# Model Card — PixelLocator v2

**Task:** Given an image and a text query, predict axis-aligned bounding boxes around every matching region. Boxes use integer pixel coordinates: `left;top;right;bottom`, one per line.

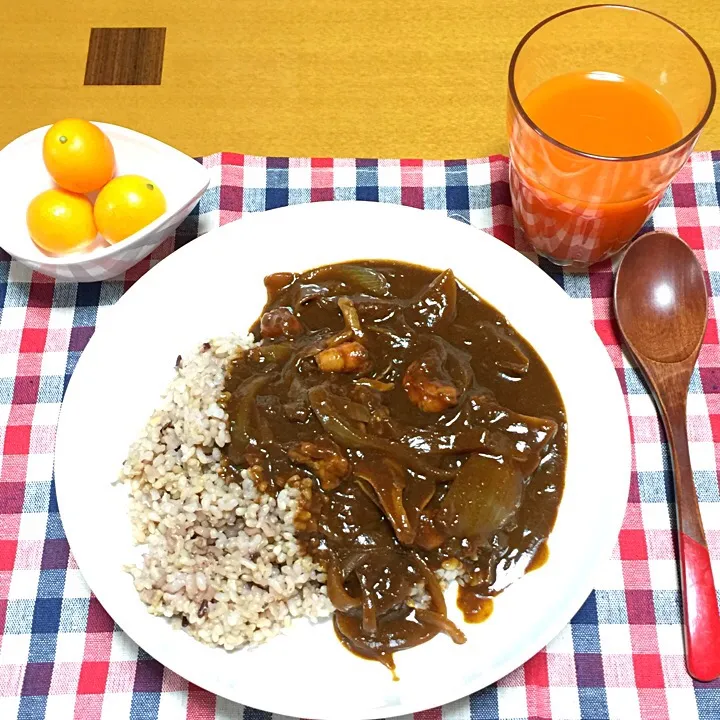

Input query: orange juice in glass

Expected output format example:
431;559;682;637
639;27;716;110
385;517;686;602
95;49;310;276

508;5;716;268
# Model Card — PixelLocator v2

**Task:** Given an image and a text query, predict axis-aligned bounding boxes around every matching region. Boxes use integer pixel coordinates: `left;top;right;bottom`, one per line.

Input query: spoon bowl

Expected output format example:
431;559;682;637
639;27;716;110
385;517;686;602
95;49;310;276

616;232;707;363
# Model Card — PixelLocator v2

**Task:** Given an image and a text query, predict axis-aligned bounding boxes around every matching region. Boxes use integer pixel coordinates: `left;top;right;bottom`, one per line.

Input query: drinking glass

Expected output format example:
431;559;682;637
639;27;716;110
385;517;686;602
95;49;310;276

508;5;716;268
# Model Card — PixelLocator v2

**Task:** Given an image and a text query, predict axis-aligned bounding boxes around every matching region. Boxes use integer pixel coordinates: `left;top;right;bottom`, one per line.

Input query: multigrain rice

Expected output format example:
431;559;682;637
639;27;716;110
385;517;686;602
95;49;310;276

119;336;332;650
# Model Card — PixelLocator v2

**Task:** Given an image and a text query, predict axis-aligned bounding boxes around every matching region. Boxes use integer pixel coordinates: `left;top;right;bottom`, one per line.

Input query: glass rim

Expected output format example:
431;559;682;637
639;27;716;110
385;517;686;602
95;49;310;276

507;3;717;163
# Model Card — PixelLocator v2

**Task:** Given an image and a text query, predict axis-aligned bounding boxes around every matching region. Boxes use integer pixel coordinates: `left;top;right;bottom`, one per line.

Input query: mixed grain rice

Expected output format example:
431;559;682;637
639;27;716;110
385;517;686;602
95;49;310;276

119;336;332;650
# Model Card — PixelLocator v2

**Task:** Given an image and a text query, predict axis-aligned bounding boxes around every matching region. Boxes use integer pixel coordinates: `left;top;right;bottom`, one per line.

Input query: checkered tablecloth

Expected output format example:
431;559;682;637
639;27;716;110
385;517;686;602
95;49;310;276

1;151;720;720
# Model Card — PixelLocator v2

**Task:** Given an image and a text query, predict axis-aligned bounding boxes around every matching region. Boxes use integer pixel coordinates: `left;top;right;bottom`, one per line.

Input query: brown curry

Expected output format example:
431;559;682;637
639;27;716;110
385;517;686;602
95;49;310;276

223;261;566;673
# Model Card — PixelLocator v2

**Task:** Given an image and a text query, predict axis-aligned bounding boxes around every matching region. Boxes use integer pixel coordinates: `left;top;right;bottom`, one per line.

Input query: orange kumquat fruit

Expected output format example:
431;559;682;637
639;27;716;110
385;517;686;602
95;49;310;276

43;119;115;194
26;189;98;255
93;175;167;243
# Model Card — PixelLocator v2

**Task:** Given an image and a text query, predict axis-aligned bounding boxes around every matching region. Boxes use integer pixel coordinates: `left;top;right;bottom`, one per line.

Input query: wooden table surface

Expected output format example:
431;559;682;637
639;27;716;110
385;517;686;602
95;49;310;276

1;1;718;159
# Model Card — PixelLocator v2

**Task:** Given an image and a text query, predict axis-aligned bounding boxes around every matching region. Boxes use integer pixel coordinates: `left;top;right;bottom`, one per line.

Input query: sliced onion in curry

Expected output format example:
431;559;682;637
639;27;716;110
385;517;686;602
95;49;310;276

414;608;467;644
436;453;524;539
326;561;362;612
300;264;392;298
308;386;457;482
404;268;457;330
354;458;415;545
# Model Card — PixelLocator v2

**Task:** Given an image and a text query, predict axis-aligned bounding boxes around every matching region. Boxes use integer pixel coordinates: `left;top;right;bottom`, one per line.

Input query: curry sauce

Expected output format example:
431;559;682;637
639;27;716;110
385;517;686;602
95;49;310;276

222;261;566;672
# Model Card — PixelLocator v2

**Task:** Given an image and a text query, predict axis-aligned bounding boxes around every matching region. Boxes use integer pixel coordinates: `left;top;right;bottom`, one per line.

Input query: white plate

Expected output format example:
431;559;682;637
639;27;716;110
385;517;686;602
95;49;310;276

55;201;631;719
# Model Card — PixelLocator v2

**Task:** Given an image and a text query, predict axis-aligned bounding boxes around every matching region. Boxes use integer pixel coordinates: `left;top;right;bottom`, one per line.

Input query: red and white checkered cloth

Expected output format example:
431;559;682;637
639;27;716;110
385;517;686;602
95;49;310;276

1;152;719;719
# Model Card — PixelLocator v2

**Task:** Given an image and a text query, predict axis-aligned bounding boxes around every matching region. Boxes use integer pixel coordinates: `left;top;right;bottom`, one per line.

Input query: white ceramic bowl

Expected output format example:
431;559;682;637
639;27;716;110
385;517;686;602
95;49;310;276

0;122;210;282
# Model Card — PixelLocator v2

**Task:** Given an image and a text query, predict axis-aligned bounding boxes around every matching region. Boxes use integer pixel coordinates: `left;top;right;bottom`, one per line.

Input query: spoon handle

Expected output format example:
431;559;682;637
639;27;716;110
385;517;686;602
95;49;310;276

661;389;720;682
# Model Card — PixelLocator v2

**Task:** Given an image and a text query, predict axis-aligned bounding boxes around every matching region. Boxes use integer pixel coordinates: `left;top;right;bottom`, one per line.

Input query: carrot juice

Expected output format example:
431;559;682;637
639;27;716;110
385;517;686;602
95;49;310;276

508;70;692;266
524;71;682;159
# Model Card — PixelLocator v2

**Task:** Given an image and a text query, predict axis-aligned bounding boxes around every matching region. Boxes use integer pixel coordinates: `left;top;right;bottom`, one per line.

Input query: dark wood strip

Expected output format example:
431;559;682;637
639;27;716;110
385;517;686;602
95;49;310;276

84;28;166;86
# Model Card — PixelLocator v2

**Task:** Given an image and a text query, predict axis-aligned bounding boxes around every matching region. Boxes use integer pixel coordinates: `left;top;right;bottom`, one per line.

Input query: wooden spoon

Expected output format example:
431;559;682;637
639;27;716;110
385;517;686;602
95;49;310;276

615;231;720;681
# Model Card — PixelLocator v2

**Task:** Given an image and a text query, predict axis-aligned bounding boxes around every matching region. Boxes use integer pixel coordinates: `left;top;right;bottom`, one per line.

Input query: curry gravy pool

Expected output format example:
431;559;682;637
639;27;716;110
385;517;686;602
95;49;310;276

121;260;566;675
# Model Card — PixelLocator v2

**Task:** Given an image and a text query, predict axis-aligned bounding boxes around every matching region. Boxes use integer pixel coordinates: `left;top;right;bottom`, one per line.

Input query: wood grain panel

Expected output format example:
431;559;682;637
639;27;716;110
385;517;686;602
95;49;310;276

84;27;166;86
0;2;716;157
